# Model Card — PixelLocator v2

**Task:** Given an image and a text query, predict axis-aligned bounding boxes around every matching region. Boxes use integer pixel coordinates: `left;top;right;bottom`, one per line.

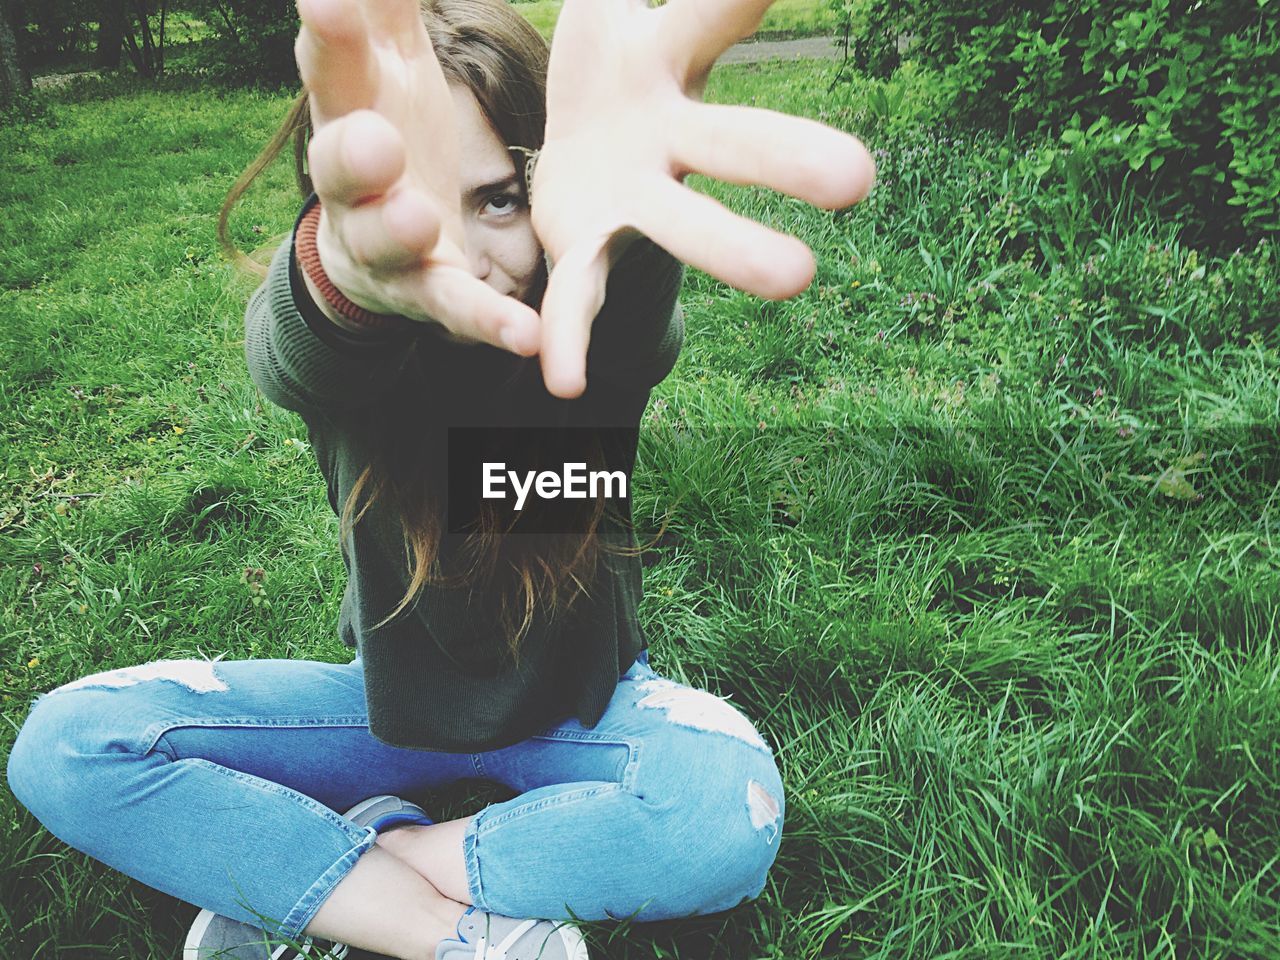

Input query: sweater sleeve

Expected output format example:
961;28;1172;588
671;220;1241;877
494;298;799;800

244;200;418;417
584;237;685;390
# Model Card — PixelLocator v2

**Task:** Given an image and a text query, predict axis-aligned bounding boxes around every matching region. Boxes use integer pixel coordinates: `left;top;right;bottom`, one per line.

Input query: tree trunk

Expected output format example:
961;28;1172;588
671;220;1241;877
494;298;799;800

121;0;167;79
0;0;30;108
96;0;127;71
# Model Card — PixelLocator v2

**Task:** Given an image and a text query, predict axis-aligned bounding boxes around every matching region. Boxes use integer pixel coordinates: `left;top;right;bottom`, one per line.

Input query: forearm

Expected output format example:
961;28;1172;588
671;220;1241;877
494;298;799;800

244;213;416;417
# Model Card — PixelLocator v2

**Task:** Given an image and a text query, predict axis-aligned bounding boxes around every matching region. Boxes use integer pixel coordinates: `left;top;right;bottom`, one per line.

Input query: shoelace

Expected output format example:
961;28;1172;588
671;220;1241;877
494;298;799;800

469;918;539;960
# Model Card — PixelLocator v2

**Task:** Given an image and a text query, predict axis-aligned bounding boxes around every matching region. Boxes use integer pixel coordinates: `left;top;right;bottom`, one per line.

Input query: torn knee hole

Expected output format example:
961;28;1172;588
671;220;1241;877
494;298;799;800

747;780;781;833
636;682;768;750
52;658;228;695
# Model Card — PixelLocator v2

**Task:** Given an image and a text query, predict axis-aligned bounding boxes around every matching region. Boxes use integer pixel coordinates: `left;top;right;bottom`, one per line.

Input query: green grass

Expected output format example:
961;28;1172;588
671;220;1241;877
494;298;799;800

514;0;837;41
2;57;1279;959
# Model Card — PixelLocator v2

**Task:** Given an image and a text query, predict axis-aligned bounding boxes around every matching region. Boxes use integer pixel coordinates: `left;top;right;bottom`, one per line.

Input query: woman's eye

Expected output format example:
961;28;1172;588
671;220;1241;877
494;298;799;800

483;192;523;217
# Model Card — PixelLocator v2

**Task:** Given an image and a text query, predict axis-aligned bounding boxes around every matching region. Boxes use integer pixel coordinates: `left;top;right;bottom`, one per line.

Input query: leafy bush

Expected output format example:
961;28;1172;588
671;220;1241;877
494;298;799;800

838;0;1280;246
14;0;89;68
186;0;299;85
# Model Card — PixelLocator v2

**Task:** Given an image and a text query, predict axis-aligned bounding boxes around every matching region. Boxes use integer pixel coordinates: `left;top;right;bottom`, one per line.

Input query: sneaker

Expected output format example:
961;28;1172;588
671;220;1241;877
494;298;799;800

183;796;433;959
182;911;348;960
434;907;590;960
340;795;434;834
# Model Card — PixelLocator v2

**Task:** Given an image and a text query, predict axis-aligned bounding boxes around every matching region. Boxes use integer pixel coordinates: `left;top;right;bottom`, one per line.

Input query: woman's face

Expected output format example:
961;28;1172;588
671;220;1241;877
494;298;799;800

451;84;543;307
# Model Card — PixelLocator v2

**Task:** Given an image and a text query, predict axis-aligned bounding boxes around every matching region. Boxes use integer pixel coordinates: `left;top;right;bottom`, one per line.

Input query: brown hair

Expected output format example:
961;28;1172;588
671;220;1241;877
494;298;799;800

220;0;610;660
218;0;549;278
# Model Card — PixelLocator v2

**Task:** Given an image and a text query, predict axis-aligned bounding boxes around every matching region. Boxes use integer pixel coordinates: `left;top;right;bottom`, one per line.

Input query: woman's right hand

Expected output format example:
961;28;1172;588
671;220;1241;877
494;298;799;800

294;0;541;354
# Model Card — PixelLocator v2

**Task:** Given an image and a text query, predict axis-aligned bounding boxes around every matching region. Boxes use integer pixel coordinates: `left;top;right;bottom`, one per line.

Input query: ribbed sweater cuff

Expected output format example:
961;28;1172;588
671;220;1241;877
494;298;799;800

247;203;415;414
286;195;414;352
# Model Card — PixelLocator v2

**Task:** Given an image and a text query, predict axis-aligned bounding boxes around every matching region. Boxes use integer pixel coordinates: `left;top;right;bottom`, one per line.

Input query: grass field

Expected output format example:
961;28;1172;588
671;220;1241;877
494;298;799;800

514;0;837;41
2;53;1279;960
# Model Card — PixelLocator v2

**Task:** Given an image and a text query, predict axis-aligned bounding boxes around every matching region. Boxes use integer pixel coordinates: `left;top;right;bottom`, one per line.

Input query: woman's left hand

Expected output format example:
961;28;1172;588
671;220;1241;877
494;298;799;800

532;0;876;398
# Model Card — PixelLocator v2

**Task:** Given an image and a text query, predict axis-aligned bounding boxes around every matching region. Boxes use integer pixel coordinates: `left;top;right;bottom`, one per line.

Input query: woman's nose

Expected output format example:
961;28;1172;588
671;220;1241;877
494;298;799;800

469;249;492;281
462;217;491;281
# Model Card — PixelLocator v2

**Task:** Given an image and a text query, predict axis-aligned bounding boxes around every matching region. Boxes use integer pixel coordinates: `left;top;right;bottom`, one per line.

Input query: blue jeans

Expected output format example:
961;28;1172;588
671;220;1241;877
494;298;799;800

6;652;784;941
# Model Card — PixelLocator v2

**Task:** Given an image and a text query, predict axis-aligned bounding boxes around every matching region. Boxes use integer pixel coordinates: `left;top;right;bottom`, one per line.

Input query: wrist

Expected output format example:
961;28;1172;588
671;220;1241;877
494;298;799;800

294;203;410;335
298;266;374;335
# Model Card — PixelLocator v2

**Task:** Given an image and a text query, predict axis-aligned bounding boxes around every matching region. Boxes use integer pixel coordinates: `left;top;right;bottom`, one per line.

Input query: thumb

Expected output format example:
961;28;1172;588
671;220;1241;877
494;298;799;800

537;235;613;399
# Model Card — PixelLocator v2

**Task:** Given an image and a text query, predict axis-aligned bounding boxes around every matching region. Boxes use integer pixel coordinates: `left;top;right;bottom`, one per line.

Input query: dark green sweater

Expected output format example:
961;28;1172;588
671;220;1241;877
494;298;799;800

245;198;684;751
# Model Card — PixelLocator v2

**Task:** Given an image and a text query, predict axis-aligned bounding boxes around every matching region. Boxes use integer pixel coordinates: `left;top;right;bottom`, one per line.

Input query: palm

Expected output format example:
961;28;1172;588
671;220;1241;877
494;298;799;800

532;0;876;397
295;0;541;352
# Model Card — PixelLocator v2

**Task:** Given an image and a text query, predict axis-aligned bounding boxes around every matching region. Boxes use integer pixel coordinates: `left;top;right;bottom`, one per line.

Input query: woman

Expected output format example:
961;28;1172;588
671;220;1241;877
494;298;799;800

7;0;874;957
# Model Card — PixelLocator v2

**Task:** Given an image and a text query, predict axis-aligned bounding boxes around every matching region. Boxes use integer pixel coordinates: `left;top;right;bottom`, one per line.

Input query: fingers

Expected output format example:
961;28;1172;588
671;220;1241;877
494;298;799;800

362;0;429;53
672;103;877;210
310;110;442;270
416;267;544;358
659;0;777;81
296;0;377;124
337;189;442;271
537;237;614;399
637;178;815;300
308;110;406;207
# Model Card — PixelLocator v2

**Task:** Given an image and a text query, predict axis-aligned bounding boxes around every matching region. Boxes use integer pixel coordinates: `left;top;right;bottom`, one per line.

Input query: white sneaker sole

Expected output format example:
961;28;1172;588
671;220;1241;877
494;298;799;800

183;907;349;960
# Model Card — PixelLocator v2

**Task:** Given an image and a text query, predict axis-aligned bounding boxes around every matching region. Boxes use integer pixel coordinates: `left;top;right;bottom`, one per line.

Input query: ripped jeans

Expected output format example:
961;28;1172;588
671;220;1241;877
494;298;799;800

6;652;784;942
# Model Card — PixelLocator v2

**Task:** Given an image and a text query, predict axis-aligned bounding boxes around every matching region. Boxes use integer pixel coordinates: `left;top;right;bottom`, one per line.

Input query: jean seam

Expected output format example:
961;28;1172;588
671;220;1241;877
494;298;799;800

175;759;379;938
476;782;625;834
180;758;374;839
529;730;631;744
465;783;628;910
622;739;641;796
138;716;371;756
280;829;379;938
526;734;641;796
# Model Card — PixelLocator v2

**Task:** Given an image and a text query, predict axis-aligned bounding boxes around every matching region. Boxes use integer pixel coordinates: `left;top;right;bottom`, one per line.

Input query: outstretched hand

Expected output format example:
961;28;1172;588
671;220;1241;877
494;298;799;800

294;0;875;395
532;0;876;398
295;0;541;354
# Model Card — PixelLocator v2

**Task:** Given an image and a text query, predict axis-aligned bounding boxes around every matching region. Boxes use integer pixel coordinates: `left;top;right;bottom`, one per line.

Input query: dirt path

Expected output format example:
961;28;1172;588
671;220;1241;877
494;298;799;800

32;69;100;90
719;35;843;64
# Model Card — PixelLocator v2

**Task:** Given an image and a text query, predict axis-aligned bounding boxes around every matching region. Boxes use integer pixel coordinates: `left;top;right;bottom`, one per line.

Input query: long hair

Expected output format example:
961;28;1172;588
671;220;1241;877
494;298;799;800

220;0;609;659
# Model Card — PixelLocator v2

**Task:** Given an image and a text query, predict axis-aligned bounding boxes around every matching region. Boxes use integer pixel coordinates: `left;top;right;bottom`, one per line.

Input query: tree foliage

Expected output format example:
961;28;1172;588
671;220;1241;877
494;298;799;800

13;0;168;77
185;0;298;85
839;0;1280;245
13;0;86;66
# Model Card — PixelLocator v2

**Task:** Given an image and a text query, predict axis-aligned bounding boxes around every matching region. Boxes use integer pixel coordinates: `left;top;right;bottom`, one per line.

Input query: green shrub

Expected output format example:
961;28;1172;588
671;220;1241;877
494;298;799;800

14;0;87;69
186;0;299;85
837;0;1280;246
